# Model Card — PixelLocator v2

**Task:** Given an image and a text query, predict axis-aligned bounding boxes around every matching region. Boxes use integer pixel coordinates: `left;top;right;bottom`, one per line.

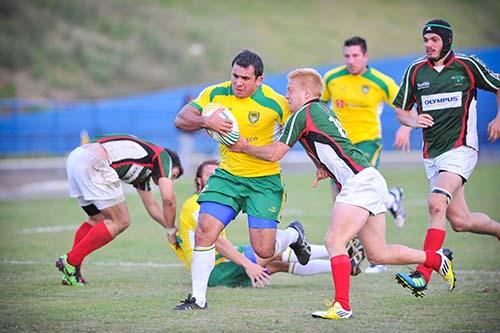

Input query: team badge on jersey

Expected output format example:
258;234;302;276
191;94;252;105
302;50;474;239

361;85;370;94
248;111;260;124
451;74;465;86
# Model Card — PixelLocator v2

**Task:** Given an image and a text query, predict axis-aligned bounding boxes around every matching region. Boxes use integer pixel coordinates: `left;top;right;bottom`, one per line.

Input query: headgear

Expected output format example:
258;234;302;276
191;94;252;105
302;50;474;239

422;19;453;61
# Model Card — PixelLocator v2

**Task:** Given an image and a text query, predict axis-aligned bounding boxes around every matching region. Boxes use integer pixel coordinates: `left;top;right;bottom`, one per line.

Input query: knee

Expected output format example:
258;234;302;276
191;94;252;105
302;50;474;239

253;246;274;259
428;195;448;216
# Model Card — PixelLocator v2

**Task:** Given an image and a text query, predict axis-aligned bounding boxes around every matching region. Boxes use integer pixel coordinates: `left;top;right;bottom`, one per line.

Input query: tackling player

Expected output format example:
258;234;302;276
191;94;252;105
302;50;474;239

231;68;456;320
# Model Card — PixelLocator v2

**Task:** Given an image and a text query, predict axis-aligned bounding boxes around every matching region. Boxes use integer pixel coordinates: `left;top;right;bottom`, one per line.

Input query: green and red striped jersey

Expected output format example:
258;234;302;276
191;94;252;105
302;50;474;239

279;100;371;189
393;52;500;158
90;134;175;191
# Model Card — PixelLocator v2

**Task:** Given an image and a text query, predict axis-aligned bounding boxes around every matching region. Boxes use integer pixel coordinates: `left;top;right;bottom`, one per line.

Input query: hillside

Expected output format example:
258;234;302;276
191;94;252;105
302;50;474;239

1;0;499;99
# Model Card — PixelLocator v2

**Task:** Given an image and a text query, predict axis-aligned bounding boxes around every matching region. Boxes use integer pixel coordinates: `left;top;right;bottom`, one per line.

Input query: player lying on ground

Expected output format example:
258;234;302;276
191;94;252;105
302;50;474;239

171;160;355;295
56;134;183;286
231;68;456;320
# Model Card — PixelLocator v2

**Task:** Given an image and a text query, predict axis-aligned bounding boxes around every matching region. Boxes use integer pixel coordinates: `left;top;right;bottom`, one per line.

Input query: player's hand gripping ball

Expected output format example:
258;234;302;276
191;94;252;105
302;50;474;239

201;103;240;146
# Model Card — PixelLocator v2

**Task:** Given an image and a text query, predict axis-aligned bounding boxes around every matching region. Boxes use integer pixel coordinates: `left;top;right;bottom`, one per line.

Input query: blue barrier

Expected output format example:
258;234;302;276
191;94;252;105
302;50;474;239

1;47;499;155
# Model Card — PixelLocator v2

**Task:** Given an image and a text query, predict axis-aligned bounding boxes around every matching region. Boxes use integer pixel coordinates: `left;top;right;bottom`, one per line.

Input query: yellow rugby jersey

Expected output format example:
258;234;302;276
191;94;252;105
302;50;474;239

321;66;399;144
177;193;228;271
190;81;290;177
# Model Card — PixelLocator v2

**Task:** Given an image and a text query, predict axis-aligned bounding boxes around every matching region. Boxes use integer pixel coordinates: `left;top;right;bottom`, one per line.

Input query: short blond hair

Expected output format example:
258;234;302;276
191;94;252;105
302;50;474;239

287;68;324;98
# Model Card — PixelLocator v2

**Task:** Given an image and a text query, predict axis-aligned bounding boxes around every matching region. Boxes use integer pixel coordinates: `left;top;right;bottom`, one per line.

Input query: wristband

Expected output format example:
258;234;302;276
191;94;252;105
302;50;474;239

166;227;177;236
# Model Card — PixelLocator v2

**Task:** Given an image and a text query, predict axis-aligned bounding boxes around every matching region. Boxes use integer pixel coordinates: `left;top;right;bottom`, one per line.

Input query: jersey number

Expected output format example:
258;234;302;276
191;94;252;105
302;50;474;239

328;116;347;138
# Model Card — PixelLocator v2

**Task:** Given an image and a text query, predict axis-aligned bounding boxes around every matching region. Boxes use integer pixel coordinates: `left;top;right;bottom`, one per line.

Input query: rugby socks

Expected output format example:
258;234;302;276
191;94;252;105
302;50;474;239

331;254;351;311
282;245;328;263
72;222;93;250
67;220;113;267
424;250;443;272
289;259;331;275
416;228;446;282
274;229;299;256
191;245;215;307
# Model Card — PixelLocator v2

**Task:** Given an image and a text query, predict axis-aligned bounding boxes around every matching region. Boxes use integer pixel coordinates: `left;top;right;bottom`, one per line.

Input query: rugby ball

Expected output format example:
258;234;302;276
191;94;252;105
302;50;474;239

201;103;240;146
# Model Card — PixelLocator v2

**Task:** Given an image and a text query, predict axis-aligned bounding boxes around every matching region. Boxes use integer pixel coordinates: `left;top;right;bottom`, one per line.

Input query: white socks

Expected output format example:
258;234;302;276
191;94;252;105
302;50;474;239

282;245;328;262
274;228;299;256
289;260;331;275
191;245;215;307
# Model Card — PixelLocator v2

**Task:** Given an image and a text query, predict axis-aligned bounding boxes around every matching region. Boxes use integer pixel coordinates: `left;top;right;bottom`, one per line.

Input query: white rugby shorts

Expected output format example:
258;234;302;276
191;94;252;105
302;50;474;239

336;167;388;215
423;145;477;188
66;145;125;210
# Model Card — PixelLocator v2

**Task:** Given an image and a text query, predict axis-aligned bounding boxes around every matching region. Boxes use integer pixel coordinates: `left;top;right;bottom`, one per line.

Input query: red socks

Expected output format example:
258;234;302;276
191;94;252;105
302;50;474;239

417;228;445;282
67;221;113;267
72;222;93;250
331;254;351;311
424;250;443;272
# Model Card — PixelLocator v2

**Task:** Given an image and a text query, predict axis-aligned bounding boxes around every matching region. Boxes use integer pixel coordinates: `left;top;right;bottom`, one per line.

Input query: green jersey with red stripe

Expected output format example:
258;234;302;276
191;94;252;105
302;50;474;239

393;52;500;158
279;100;371;189
90;134;175;191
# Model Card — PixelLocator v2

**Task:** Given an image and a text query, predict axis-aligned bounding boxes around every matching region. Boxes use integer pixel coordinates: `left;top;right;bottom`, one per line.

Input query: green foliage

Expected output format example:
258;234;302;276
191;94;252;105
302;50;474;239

0;164;499;331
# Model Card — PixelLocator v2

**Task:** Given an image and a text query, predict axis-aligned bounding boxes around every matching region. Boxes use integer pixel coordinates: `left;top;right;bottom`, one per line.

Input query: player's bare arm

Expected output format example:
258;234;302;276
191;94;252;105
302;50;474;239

137;189;166;227
487;90;500;142
395;107;434;129
393;125;412;151
158;177;178;246
231;137;290;162
175;104;233;133
215;237;270;288
312;167;330;188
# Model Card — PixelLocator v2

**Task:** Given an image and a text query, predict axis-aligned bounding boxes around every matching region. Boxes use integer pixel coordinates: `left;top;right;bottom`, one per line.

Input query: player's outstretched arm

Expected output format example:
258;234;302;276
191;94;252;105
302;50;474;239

137;189;165;226
231;137;290;162
215;237;270;288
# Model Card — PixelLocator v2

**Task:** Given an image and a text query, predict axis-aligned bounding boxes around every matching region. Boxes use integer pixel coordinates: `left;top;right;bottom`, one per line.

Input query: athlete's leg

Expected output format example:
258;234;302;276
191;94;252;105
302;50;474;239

67;202;129;267
325;202;369;311
446;185;500;236
415;171;461;283
358;214;426;265
188;202;232;308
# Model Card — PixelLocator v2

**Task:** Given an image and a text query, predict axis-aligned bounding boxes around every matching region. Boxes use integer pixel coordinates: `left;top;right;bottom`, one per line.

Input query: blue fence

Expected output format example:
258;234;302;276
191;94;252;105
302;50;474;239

1;47;499;155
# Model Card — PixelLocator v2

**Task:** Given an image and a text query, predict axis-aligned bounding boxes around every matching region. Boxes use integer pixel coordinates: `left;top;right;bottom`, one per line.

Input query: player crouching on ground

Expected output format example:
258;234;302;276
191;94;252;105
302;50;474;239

56;134;183;286
230;68;456;320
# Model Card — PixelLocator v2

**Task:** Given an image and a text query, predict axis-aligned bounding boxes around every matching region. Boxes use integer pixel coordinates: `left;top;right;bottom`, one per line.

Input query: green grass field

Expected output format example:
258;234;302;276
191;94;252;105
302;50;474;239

1;164;499;332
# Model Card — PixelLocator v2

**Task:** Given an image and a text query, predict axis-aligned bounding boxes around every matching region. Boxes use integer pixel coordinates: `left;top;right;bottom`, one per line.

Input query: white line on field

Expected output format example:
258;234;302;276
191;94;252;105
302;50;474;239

18;225;77;234
0;258;183;268
0;258;498;276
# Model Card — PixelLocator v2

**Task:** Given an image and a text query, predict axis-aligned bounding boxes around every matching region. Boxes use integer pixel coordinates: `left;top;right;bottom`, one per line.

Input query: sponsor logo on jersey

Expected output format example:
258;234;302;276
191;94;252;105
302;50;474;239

361;85;370;94
451;74;465;86
417;81;430;90
122;165;146;183
421;91;462;111
335;99;344;108
248;111;260;124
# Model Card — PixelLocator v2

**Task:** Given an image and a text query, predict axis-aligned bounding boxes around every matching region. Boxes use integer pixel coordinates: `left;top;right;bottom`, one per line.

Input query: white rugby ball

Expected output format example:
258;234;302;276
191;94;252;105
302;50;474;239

201;103;240;146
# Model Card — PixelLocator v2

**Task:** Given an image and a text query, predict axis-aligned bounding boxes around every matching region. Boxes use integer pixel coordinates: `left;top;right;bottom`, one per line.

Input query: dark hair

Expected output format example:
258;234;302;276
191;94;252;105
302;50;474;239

164;148;184;179
195;159;219;192
344;36;367;54
231;49;264;77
